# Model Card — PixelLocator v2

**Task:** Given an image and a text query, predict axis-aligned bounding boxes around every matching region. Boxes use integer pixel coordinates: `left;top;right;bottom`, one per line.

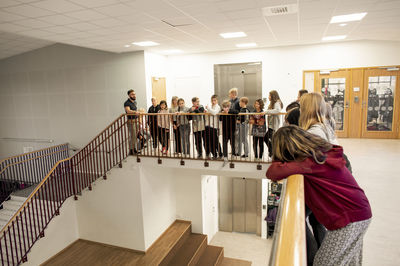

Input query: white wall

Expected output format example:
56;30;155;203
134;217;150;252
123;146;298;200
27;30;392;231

0;44;147;158
166;40;400;109
139;165;177;250
75;159;146;251
25;197;78;266
201;175;219;243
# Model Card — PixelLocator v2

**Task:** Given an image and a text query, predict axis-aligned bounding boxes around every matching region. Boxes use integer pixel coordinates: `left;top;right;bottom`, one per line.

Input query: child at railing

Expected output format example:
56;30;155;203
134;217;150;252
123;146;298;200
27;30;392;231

237;97;250;158
177;98;191;157
157;100;170;155
266;125;372;266
220;100;239;162
170;96;182;156
205;95;222;159
189;97;206;159
250;99;266;161
264;90;283;159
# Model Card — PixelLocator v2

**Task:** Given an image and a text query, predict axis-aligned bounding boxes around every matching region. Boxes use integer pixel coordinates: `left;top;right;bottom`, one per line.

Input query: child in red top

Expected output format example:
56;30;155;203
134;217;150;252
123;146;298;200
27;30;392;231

266;125;372;266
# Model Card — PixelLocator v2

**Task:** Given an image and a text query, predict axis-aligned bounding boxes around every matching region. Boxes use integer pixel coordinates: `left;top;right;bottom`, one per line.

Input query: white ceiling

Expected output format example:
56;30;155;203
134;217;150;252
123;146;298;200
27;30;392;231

0;0;399;59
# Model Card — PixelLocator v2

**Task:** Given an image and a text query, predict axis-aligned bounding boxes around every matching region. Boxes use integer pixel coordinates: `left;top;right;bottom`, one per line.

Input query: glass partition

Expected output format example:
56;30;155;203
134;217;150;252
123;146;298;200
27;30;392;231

321;78;346;130
367;76;395;131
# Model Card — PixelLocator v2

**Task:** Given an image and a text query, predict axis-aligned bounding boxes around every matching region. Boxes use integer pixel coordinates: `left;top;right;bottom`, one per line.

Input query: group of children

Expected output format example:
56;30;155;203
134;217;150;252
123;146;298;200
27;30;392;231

132;87;372;265
144;88;283;160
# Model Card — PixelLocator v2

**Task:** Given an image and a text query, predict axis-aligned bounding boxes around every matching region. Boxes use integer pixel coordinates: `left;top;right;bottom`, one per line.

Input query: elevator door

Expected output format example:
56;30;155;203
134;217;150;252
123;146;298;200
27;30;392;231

220;178;259;234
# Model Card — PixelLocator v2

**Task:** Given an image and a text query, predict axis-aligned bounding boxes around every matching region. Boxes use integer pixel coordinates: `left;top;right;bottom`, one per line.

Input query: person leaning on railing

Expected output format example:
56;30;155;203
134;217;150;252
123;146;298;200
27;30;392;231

266;126;372;266
124;89;139;155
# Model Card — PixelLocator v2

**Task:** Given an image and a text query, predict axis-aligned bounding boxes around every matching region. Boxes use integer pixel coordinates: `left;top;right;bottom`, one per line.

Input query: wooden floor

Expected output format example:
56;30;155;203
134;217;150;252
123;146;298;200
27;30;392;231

43;220;252;266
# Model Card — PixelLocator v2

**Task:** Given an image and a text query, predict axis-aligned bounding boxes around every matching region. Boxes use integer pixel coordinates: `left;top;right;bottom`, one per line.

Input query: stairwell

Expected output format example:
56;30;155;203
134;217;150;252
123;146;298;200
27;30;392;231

44;220;252;266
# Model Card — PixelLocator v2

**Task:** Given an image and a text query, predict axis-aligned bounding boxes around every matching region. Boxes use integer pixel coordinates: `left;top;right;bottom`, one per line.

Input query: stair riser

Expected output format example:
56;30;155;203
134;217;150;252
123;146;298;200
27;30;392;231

159;224;192;266
188;236;208;266
215;249;224;266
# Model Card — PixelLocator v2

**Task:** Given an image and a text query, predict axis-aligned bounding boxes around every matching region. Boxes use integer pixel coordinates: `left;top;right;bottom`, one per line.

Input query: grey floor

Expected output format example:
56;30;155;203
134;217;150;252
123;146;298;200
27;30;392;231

340;138;400;266
210;139;400;266
210;231;272;266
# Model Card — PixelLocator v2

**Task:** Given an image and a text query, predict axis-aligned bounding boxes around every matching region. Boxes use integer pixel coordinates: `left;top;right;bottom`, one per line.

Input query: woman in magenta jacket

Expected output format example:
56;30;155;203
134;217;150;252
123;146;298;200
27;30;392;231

266;125;372;266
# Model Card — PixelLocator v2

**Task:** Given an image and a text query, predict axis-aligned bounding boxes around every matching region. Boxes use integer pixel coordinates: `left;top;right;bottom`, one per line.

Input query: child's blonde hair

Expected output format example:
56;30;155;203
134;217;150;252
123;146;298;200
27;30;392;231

240;97;249;105
299;92;327;130
171;96;179;107
222;100;231;108
229;88;238;96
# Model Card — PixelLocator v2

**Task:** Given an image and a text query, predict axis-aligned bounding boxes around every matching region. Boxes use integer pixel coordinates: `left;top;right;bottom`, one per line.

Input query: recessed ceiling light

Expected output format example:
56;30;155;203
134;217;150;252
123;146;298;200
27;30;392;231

322;35;347;41
132;41;159;47
220;32;247;38
164;49;183;54
124;44;130;48
330;12;367;23
236;43;257;48
339;23;347;27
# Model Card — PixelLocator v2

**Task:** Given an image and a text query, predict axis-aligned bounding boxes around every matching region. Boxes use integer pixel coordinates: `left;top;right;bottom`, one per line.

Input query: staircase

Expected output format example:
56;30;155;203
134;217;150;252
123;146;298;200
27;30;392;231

0;195;27;229
138;220;251;266
44;220;252;266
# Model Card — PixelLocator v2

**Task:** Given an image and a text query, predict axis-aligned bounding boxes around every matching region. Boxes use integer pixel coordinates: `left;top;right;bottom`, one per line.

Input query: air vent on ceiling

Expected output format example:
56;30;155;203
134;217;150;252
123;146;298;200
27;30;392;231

262;4;298;16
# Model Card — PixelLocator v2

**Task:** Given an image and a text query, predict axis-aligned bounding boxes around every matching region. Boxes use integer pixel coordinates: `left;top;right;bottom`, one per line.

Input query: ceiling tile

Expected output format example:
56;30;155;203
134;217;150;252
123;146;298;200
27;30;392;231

91;18;126;28
18;29;54;38
31;0;84;13
0;10;26;22
65;9;108;21
0;23;27;32
38;14;78;25
4;4;55;18
0;0;21;8
95;3;137;17
13;18;53;29
68;0;121;8
67;22;100;31
44;25;77;34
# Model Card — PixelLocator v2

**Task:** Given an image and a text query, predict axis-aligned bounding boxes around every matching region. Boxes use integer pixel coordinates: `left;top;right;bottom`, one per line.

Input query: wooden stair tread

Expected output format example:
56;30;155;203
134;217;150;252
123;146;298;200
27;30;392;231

221;257;252;266
137;220;191;266
196;245;224;266
167;233;207;266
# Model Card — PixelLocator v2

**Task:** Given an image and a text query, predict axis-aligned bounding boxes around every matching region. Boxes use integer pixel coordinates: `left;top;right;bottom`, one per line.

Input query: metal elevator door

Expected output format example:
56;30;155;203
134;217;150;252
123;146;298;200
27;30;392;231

219;177;260;234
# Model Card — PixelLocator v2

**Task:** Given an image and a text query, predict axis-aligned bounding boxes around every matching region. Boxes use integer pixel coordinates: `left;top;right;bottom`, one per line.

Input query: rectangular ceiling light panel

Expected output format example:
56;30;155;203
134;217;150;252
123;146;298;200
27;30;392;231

132;41;159;46
220;32;247;38
330;12;367;23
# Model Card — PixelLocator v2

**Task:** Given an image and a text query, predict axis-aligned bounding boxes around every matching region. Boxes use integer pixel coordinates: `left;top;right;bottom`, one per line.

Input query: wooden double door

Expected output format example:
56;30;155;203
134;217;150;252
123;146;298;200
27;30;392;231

304;66;400;138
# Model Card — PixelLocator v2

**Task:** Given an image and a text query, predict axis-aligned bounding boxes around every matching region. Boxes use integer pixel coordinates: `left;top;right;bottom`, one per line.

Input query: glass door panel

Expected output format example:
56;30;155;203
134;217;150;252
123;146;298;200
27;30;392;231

316;70;350;138
321;77;346;130
366;76;395;131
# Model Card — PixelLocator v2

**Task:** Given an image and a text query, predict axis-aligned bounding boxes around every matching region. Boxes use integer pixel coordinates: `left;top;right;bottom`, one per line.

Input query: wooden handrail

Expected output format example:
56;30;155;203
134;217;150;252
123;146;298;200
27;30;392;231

0;143;68;166
269;174;306;266
0;147;69;176
0;157;71;236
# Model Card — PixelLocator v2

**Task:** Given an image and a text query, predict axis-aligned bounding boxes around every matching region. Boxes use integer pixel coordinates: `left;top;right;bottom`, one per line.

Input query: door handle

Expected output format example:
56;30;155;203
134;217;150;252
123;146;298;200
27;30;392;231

344;101;349;108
